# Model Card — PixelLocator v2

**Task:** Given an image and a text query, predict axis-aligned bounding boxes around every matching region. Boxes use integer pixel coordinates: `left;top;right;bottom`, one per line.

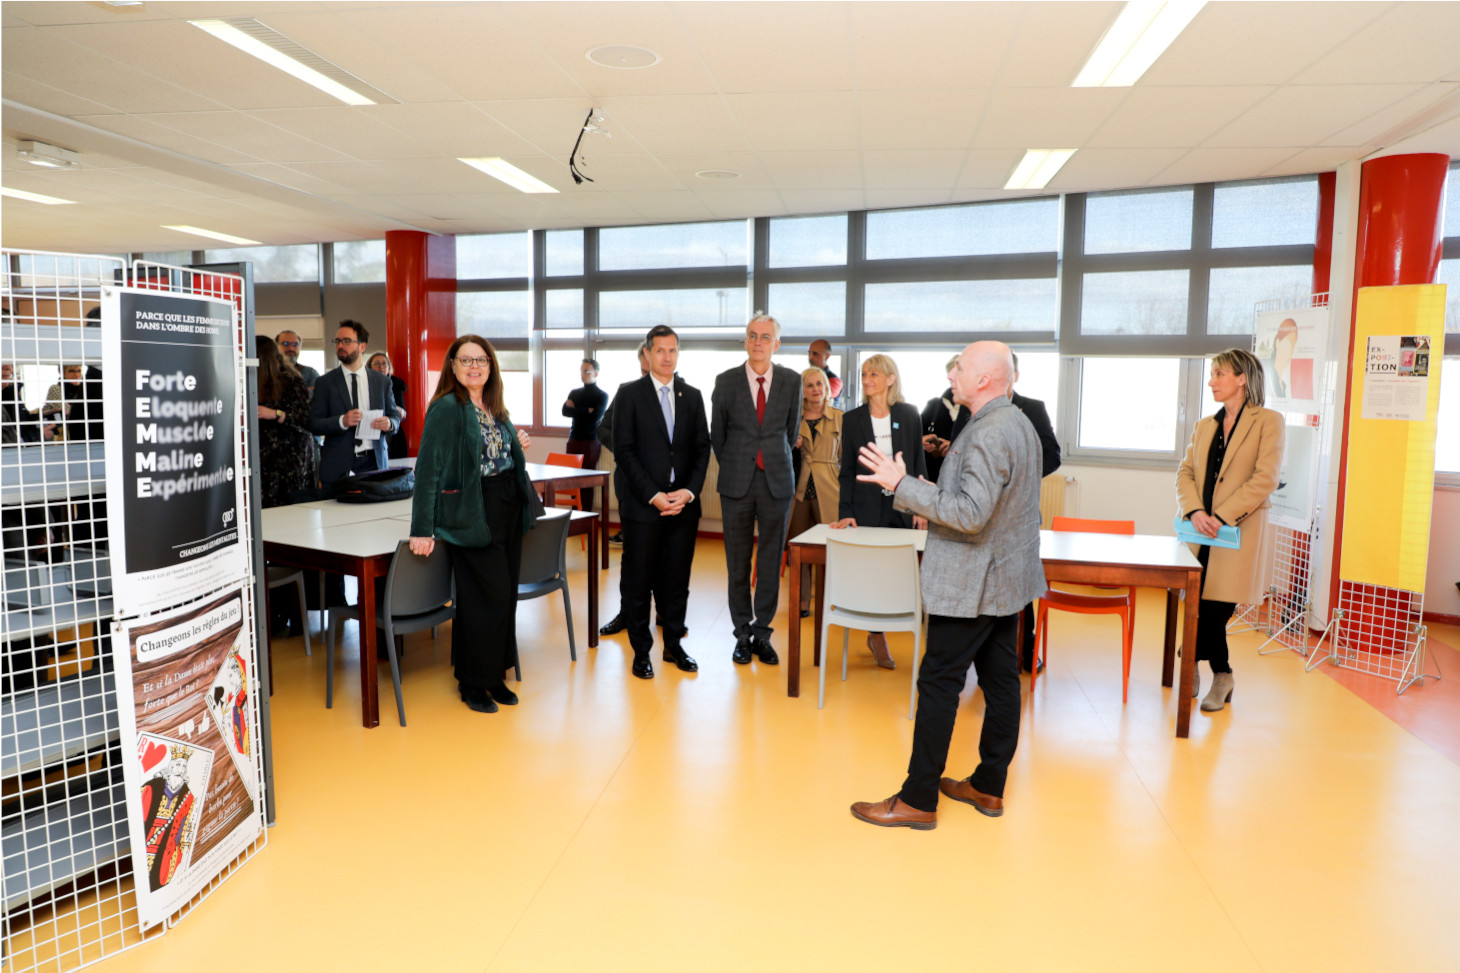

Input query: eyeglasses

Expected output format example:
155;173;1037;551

454;356;490;368
745;333;776;344
332;337;358;346
278;340;301;349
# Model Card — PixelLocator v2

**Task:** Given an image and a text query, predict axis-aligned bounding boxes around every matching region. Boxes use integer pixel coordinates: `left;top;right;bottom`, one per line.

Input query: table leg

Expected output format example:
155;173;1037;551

357;558;381;729
787;545;802;697
1161;589;1178;687
1177;571;1200;738
813;564;824;668
587;517;599;648
599;478;609;569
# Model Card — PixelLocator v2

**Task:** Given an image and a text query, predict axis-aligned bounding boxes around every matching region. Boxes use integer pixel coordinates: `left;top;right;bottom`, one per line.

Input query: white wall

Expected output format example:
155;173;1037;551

1425;487;1460;618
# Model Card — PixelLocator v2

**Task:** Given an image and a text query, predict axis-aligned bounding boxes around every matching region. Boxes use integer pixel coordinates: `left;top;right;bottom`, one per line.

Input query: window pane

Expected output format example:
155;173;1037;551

1084;187;1193;254
501;370;533;425
1212;177;1319;248
546;289;583;329
866;279;1057;333
547;230;584;276
141;251;193;266
598;221;747;271
769;215;847;267
458;232;529;279
545;349;593;427
666;349;751;398
592;347;646;398
866;198;1059;259
1439;258;1460;334
599;288;747;330
204;245;318;282
1012;351;1060;431
1437;357;1460;472
1077;358;1181;451
1080;269;1190;336
1206;265;1314;335
332;240;385;283
766;281;845;338
457;290;530;340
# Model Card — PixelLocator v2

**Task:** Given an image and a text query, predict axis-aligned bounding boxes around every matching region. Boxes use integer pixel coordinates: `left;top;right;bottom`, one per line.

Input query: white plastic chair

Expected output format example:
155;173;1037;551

819;529;924;718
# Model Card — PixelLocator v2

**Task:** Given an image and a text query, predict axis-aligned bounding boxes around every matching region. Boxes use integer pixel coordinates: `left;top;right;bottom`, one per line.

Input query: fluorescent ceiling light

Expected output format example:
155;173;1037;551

17;140;80;169
458;158;558;194
190;19;375;106
161;225;262;246
1;186;77;205
1072;0;1206;87
1005;149;1077;190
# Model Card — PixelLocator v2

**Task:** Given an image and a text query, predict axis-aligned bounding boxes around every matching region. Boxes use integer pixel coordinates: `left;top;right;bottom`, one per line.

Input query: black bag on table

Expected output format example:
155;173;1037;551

334;467;414;503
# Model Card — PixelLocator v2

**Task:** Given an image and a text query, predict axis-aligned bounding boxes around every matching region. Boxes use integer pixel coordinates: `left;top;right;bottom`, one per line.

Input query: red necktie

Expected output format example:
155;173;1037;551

755;376;766;470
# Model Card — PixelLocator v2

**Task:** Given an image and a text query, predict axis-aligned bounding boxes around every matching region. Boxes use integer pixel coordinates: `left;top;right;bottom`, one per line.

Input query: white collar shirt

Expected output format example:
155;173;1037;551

339;361;373;451
744;359;773;408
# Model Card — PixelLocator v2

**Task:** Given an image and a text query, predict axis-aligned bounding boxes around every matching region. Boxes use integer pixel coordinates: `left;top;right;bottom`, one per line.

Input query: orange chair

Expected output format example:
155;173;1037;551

1031;516;1138;704
544;452;586;549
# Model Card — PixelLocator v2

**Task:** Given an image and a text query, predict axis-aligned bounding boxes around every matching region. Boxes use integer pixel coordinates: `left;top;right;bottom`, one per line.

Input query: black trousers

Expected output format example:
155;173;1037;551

720;469;793;642
1194;554;1236;674
564;438;602;512
620;512;699;656
448;473;524;691
899;612;1021;812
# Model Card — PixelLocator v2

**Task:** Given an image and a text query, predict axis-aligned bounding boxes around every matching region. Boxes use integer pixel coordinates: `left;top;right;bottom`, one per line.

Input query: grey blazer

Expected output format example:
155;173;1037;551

893;396;1046;618
710;363;803;500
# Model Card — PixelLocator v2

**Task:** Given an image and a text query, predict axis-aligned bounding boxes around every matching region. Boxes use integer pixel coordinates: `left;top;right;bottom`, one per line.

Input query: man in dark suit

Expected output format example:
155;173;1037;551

711;313;803;666
308;320;399;489
1008;351;1061;672
613;326;712;679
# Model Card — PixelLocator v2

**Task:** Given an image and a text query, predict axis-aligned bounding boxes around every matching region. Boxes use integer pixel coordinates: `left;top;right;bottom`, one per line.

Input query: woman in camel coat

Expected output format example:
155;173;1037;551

788;366;842;616
1176;348;1284;714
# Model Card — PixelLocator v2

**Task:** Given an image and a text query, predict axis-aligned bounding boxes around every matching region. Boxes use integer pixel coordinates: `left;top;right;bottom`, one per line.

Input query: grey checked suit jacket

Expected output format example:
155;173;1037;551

710;363;802;500
893;396;1046;618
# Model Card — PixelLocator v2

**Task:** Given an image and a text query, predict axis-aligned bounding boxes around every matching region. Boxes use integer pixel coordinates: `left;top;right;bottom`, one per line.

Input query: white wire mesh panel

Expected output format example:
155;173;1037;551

1332;580;1425;681
3;252;264;970
1254;523;1320;654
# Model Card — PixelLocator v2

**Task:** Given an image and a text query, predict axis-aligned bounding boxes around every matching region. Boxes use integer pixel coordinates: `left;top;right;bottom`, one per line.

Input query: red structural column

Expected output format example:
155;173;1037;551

386;231;456;456
1328;152;1449;614
1313;171;1335;296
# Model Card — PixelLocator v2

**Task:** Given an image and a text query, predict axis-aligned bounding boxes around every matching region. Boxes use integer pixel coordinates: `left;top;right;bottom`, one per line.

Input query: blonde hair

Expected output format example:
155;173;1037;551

800;366;829;400
1211;348;1266;409
860;353;905;406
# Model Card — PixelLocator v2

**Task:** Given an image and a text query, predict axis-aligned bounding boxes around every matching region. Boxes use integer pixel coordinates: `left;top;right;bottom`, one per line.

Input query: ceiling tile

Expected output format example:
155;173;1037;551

1051;148;1190;192
599;95;749;154
974;88;1128;148
857;90;985;150
248;108;440;161
1205;85;1425;148
475;99;604;155
656;152;773;191
760;151;863;190
143;111;350;163
678;3;853;94
850;3;1024;89
1261;147;1367;178
2;71;119;117
863;150;965;189
360;103;538;158
3;26;226;113
1323;83;1460;147
724;93;861;152
1292;3;1460;84
1149;147;1310;187
953;148;1035;190
1086;87;1276;149
697;190;789;220
776;189;868;217
621;190;715;223
72;113;259;165
998;2;1126;88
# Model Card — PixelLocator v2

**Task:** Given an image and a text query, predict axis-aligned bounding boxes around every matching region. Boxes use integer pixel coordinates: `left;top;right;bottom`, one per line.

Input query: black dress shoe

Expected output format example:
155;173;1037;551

663;646;698;672
753;637;779;665
732;637;754;665
800;609;811;618
631;654;654;679
459;684;498;713
487;683;519;706
609;532;623;545
599;612;627;636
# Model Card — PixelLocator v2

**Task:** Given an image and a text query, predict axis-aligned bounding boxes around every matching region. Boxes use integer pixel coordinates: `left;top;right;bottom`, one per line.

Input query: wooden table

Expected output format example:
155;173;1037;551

786;526;1204;738
262;495;600;728
525;461;609;570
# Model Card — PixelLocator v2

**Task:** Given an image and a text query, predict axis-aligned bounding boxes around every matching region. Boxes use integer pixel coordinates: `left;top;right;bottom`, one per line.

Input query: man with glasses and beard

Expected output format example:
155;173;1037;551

308;320;399;490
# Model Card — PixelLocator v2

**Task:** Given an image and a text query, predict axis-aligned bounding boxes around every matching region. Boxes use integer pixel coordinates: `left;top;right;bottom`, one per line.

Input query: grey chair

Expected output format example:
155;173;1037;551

517;508;576;671
326;540;454;727
266;565;312;656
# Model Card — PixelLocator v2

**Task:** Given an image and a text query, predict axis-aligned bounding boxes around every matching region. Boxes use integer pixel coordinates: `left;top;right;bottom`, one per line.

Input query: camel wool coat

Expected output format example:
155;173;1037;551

793;406;843;522
1175;405;1284;605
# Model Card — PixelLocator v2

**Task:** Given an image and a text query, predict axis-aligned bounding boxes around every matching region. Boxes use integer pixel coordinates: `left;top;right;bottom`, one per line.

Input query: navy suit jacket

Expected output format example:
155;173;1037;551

710;363;802;500
613;376;711;524
308;366;399;486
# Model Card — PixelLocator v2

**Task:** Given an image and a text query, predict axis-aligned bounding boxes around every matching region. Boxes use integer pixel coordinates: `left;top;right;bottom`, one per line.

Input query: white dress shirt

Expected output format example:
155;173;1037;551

339;361;373;453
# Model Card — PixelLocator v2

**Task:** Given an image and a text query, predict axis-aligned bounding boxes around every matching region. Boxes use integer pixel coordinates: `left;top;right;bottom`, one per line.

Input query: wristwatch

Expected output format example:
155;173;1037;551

276;410;285;422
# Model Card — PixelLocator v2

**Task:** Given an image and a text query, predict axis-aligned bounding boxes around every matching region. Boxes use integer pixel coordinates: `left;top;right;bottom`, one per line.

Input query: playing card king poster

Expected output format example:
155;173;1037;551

115;587;263;930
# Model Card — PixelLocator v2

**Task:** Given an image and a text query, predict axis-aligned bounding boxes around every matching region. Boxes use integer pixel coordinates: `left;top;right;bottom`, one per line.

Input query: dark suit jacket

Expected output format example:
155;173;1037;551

613;376;712;524
308;366;400;486
838;401;927;526
710;363;802;500
1011;391;1061;478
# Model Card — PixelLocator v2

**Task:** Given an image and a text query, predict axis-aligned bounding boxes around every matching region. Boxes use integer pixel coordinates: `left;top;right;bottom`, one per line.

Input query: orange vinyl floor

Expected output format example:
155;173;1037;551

11;539;1460;972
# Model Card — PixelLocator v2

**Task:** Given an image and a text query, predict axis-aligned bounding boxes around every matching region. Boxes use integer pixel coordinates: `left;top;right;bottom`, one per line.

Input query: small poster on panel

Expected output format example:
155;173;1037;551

1269;421;1316;530
1361;335;1431;421
114;588;264;931
102;287;246;613
1253;306;1327;415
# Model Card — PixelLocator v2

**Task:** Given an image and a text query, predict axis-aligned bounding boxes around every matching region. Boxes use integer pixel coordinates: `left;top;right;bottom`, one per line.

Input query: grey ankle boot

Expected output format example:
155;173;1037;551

1201;671;1234;712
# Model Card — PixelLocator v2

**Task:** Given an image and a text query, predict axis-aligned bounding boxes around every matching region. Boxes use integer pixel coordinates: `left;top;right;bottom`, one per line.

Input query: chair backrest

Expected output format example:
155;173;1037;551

1052;516;1135;536
825;532;921;616
519;509;572;585
545;452;584;469
383;540;454;618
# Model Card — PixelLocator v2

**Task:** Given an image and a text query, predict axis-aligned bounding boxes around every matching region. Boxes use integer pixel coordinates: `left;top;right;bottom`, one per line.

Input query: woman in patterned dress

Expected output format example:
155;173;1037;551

254;336;314;507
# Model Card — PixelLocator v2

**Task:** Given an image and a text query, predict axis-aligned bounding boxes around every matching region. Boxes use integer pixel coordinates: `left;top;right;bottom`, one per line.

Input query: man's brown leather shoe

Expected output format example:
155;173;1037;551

850;795;936;830
938;777;1003;817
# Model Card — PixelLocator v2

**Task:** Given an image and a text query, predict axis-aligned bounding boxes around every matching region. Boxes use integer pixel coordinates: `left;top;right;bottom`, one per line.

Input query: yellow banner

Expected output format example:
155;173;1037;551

1339;285;1446;592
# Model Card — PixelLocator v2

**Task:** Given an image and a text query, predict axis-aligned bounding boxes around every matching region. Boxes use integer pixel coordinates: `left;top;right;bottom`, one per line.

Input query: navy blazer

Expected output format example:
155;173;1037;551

838;401;927;526
613;376;712;524
710;363;802;500
308;366;400;486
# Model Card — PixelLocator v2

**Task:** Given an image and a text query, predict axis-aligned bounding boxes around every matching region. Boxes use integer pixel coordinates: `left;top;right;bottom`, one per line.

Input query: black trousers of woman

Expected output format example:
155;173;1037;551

1195;547;1236;674
449;472;524;692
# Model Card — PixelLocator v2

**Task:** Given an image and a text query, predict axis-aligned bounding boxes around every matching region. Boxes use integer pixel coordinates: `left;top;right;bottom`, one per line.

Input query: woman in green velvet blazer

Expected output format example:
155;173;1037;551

409;334;537;714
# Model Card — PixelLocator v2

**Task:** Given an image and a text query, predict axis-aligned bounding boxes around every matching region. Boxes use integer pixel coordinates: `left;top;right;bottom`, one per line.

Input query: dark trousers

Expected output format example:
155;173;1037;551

621;512;699;656
720;469;793;642
448;473;524;691
899;612;1021;812
564;438;602;512
1196;599;1236;673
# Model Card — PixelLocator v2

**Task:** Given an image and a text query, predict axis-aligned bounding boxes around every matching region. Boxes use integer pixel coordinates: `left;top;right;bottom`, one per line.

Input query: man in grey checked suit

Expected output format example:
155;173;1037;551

711;313;803;666
850;341;1046;830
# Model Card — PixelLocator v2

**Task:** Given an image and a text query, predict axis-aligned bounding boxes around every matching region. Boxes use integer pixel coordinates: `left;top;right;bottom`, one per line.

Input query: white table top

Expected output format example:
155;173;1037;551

790;524;928;551
790;524;1200;570
266;517;411;559
260;498;415;535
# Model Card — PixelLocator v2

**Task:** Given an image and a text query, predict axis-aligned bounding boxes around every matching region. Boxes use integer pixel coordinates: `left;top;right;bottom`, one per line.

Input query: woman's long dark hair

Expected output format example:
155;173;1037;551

432;333;508;420
255;335;299;403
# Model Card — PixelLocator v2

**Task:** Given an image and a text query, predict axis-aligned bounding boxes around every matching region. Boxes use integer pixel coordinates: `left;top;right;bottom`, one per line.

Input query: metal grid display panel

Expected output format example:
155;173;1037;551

3;252;265;971
1330;580;1427;684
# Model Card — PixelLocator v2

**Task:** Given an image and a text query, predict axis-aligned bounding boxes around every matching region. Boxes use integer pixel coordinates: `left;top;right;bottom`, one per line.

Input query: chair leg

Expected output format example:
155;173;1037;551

560;582;577;662
1121;607;1134;706
841;628;850;682
383;624;406;727
317;573;329;641
293;575;311;656
909;618;923;721
1032;602;1047;695
325;615;336;709
819;622;831;708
